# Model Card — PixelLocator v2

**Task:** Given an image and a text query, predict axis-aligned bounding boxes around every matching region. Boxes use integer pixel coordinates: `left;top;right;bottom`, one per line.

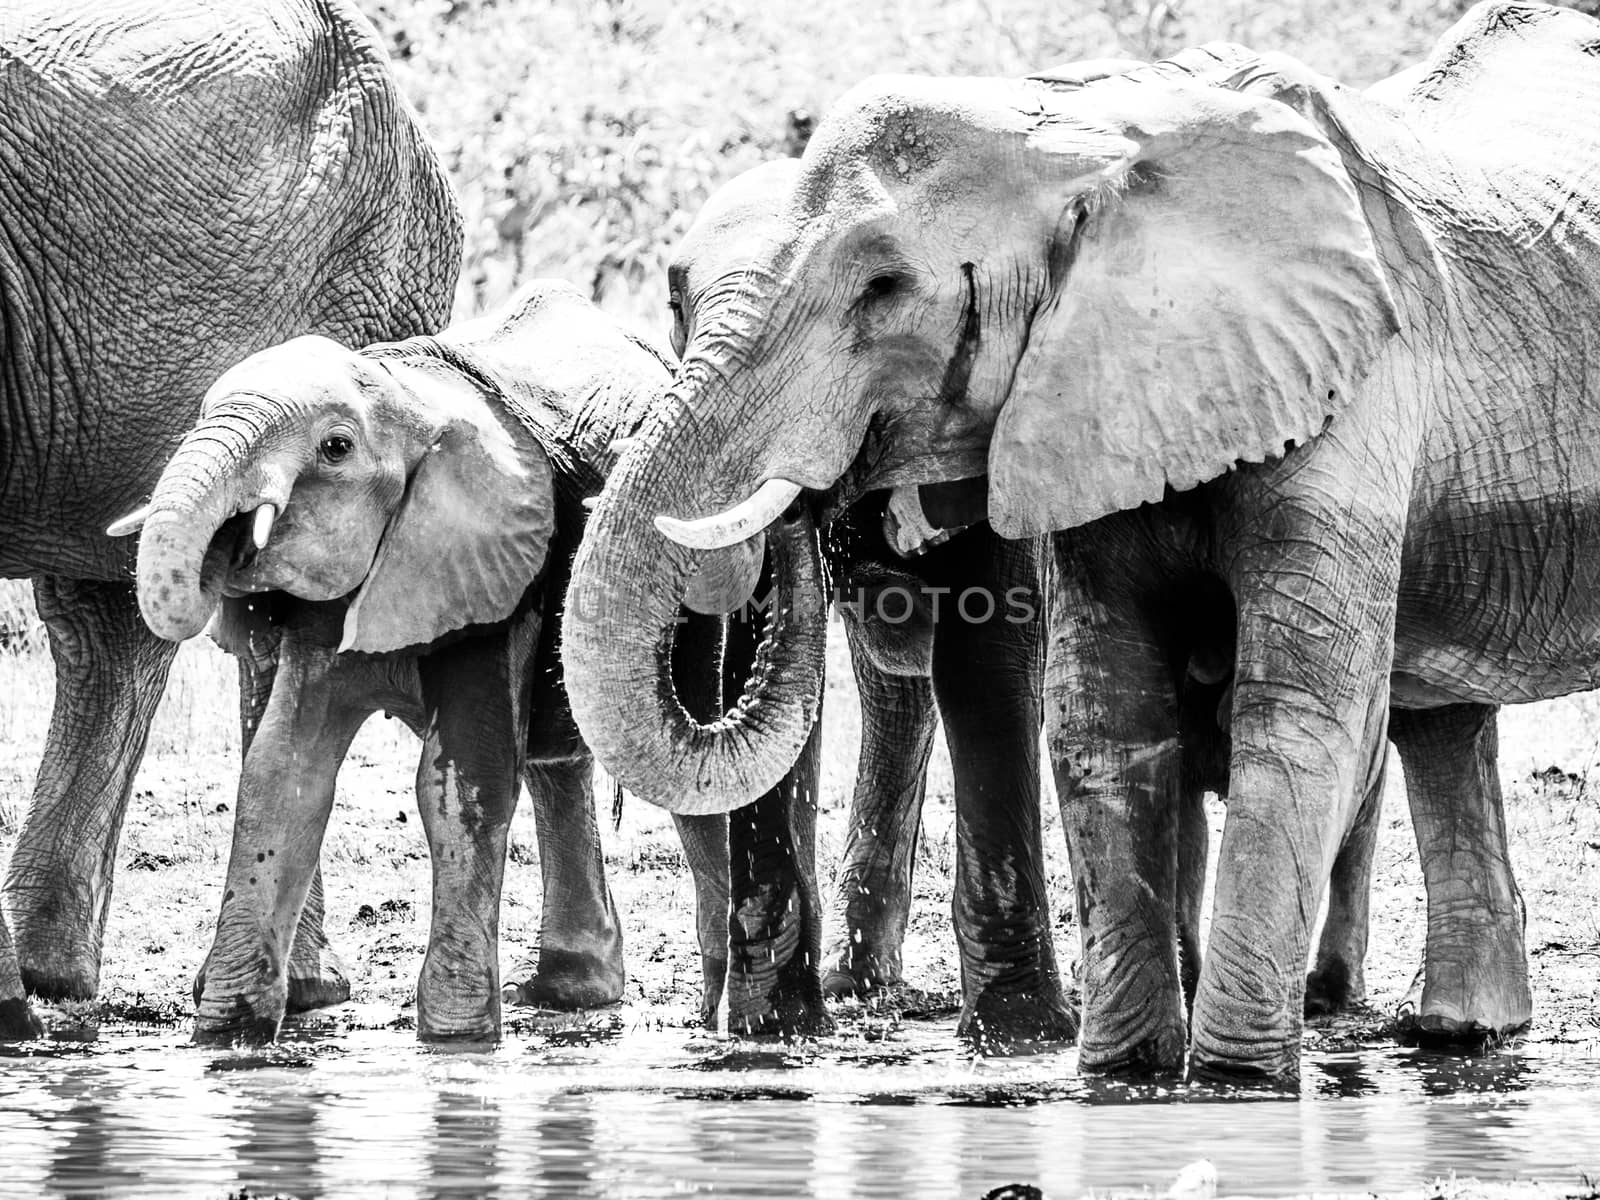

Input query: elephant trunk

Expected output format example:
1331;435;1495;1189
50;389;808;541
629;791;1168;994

561;407;829;816
135;404;283;642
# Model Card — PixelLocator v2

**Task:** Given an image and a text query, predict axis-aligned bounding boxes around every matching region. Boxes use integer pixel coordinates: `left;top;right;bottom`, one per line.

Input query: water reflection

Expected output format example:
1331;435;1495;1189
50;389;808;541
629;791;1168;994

1;1018;1598;1199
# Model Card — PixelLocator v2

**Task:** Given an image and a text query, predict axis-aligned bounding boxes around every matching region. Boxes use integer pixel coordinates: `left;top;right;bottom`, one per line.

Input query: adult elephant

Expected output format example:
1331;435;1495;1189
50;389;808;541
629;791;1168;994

564;1;1585;1082
0;1;461;1036
661;155;1391;1044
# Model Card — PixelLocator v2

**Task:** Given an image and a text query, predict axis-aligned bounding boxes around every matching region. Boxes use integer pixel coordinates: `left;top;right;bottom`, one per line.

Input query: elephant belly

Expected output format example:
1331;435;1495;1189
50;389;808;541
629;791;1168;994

1392;490;1600;707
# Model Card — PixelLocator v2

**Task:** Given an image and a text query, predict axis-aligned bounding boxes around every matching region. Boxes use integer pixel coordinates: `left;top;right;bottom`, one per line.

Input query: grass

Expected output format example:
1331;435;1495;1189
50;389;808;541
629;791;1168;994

367;0;1503;334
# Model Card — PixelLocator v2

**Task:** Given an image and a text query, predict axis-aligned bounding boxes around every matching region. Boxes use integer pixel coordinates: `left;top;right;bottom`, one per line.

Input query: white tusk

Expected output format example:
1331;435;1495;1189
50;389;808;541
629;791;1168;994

654;478;803;550
609;436;640;457
251;503;277;552
581;496;599;511
106;504;152;537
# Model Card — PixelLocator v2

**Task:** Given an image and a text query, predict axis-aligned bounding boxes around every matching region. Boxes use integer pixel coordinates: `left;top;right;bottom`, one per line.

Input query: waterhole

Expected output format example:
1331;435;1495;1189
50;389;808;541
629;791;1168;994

2;1006;1597;1198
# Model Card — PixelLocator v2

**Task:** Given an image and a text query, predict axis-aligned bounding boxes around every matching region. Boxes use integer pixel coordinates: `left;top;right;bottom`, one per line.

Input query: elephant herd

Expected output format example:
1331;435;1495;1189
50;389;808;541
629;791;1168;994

2;0;1597;1086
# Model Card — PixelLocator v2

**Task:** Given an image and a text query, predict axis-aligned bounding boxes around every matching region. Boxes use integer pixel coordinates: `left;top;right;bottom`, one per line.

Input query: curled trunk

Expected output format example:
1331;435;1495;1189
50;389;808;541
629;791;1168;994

561;426;828;816
135;404;279;642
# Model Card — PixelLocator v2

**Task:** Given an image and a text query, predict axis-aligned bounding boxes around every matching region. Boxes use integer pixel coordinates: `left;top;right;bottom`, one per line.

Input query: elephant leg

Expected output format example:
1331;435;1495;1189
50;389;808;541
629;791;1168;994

0;911;42;1039
1188;472;1404;1082
1305;728;1388;1017
1049;545;1187;1075
724;714;832;1037
1389;704;1530;1044
935;532;1074;1048
822;618;935;998
193;636;367;1043
4;576;177;1000
413;626;531;1043
231;623;351;1014
718;598;830;1036
674;812;730;1028
671;610;732;1025
506;755;625;1011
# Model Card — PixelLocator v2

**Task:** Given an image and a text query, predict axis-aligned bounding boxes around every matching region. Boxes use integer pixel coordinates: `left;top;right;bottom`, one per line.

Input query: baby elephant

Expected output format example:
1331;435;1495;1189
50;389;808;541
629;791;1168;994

116;280;703;1042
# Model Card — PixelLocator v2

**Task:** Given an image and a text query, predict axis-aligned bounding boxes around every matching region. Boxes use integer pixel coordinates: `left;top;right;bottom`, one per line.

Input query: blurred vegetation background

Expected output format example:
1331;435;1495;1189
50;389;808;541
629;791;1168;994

366;0;1600;335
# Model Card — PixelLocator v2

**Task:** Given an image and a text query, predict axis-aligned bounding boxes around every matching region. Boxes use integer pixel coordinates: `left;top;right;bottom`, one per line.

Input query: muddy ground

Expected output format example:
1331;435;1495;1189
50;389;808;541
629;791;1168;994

3;621;1600;1200
1;621;1597;1049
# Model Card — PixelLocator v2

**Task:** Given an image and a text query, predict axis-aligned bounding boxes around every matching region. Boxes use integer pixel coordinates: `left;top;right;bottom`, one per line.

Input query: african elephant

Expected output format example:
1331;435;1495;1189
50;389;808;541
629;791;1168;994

669;156;1393;1044
116;281;671;1041
563;1;1588;1082
0;0;461;1038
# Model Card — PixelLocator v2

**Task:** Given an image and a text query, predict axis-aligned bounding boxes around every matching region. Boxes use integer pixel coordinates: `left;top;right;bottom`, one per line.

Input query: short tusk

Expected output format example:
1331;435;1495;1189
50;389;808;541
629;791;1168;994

106;504;152;538
609;436;640;457
251;503;277;552
655;478;804;550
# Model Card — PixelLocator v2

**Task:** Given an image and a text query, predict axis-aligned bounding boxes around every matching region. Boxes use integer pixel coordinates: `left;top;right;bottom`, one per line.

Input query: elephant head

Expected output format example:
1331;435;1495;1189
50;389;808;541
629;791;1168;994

563;66;1398;812
115;333;554;654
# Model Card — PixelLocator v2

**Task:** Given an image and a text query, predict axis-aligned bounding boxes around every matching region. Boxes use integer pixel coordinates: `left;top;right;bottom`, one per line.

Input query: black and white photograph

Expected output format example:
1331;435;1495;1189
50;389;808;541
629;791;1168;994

3;0;1600;1195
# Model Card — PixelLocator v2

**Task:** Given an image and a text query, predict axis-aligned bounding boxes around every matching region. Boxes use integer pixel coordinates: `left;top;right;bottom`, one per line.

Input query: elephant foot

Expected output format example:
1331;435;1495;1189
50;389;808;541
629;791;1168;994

502;947;625;1011
1077;1021;1188;1077
0;996;44;1040
957;987;1079;1054
285;944;352;1014
1304;957;1365;1017
820;945;903;999
1394;936;1532;1046
1185;1019;1300;1087
417;1009;501;1044
727;959;834;1038
417;952;500;1043
698;954;728;1030
192;993;285;1046
16;936;98;1003
727;989;835;1038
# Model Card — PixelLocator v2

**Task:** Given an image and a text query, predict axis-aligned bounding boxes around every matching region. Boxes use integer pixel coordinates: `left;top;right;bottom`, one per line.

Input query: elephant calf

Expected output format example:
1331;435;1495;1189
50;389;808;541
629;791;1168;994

116;281;688;1041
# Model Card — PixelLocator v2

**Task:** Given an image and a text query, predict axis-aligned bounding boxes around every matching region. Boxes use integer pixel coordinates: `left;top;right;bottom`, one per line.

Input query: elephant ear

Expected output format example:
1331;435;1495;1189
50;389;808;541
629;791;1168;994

987;78;1398;537
341;394;555;654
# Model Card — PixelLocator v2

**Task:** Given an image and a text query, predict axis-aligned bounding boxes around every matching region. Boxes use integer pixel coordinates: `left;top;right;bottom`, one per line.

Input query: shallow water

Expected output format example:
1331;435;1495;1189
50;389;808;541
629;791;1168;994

2;1006;1598;1199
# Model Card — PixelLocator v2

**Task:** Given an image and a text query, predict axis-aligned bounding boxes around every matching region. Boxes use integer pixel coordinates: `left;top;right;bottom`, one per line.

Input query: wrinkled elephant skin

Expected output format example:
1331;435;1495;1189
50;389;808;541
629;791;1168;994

564;4;1595;1081
0;0;461;1033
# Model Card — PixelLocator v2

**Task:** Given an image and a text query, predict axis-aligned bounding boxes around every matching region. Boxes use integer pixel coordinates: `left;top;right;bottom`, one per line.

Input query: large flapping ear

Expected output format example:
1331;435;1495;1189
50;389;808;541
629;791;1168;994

341;371;555;654
987;75;1399;537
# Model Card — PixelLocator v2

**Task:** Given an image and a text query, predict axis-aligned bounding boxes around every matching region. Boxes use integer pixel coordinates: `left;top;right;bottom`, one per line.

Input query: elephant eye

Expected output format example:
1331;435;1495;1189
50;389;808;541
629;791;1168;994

862;274;900;303
667;294;687;358
320;433;354;463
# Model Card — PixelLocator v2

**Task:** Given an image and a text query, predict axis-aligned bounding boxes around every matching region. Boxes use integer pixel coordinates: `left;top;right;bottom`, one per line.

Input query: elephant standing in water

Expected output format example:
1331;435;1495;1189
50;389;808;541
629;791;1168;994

660;157;1391;1043
564;0;1594;1082
121;281;677;1041
0;0;461;1037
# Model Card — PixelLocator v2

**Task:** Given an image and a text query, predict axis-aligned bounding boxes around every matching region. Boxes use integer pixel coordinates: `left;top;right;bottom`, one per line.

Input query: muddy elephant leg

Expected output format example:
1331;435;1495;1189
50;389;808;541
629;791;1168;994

1189;468;1404;1082
718;601;830;1037
231;623;350;1014
193;636;368;1043
822;619;935;998
724;715;831;1037
414;625;532;1043
675;812;730;1027
1388;704;1529;1044
935;532;1074;1048
1305;724;1388;1017
0;912;42;1039
669;610;733;1025
505;755;625;1010
1049;543;1187;1075
4;577;177;1000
